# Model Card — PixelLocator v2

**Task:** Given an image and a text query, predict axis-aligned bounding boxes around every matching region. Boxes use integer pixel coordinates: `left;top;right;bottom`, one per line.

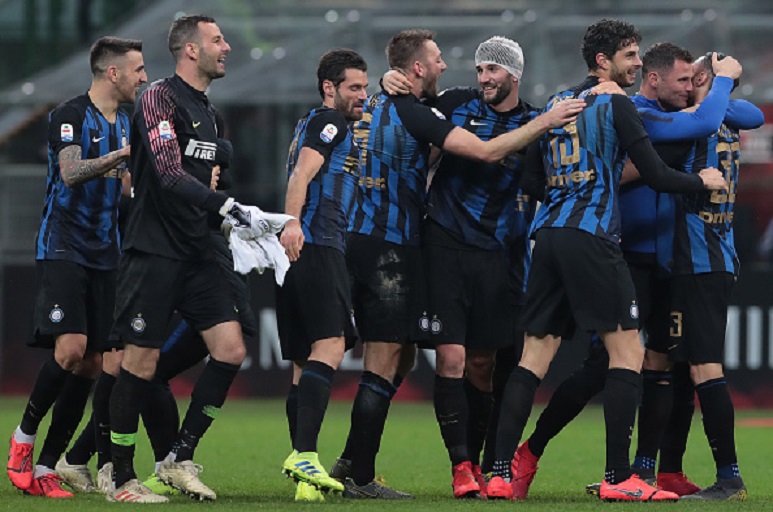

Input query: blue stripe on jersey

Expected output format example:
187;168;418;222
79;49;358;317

531;90;625;242
349;93;430;246
427;93;538;249
672;125;740;275
286;108;359;253
37;98;127;270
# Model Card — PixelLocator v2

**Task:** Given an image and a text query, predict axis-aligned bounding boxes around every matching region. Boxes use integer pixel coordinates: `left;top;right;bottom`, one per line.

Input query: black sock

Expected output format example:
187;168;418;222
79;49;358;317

286;384;299;448
392;373;405;390
433;376;468;466
482;347;517;473
20;357;69;435
603;368;641;484
141;379;180;463
659;363;694;473
294;360;335;453
529;358;606;458
633;370;672;467
172;358;240;462
464;379;492;467
111;368;152;488
66;414;96;465
93;372;116;470
155;324;209;381
695;377;737;473
349;371;396;485
37;372;93;468
492;366;540;477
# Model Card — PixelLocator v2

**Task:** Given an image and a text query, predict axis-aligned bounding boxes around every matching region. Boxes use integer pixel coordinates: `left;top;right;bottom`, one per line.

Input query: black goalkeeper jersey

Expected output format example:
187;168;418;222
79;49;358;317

123;75;229;260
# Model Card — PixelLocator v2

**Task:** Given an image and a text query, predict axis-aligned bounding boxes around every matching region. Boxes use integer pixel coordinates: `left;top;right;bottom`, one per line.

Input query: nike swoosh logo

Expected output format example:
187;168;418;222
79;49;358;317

92;136;105;142
470;120;487;126
192;121;201;128
608;486;643;498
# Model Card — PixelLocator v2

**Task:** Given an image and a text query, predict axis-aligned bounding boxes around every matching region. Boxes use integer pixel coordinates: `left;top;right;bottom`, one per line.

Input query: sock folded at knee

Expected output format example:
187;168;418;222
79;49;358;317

492;366;540;475
37;372;94;469
294;360;335;453
433;376;468;466
696;377;739;477
172;358;240;462
20;357;70;436
603;368;641;484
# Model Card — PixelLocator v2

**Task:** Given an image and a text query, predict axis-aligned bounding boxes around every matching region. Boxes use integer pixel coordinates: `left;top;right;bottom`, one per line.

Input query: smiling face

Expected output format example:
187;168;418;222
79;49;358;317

196;22;231;80
333;68;369;121
114;50;147;103
477;63;515;107
419;40;447;99
606;42;642;88
654;59;694;111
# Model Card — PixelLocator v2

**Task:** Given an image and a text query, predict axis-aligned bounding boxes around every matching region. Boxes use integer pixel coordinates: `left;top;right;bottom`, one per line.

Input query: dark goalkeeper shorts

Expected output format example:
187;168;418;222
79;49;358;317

30;259;116;351
521;228;639;339
346;233;427;344
112;250;239;349
275;243;358;362
670;272;734;365
423;241;514;349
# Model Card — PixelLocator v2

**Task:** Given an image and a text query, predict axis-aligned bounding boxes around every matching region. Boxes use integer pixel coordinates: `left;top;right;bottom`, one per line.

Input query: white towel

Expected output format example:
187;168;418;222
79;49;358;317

224;212;295;286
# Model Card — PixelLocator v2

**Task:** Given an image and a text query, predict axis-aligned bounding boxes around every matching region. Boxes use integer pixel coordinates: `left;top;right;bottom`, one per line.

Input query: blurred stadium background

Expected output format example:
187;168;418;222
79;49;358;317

1;0;772;404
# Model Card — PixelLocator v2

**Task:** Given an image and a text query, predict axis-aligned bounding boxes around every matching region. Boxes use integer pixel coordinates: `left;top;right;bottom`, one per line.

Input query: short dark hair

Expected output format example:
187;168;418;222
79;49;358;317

317;49;367;99
89;37;142;76
386;29;436;70
581;18;642;71
642;42;693;75
168;14;216;60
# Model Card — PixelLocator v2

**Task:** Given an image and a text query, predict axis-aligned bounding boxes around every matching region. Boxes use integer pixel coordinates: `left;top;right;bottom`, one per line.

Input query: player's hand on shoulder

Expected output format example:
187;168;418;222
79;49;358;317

589;79;627;96
541;98;586;128
698;167;728;191
279;219;304;262
382;69;411;96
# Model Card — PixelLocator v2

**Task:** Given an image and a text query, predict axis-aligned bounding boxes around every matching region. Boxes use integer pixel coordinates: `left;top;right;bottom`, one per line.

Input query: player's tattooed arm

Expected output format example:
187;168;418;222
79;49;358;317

59;145;131;187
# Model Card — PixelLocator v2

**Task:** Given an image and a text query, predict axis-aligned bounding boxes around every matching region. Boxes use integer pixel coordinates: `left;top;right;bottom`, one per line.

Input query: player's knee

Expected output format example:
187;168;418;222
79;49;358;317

436;344;465;377
213;339;246;366
73;351;103;378
54;338;88;371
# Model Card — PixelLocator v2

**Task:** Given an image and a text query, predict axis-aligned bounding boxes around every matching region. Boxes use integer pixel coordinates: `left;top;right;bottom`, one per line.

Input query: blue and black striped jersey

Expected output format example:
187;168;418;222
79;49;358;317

531;77;643;243
37;93;129;270
672;124;741;276
286;107;360;254
348;91;455;246
427;87;540;250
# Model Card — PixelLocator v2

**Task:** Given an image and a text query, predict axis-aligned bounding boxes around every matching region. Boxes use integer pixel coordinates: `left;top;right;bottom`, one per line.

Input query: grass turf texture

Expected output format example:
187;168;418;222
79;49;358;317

0;398;771;510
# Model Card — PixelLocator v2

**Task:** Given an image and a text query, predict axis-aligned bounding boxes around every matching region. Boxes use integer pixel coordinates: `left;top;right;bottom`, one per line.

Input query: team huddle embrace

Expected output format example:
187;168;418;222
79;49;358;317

7;13;761;504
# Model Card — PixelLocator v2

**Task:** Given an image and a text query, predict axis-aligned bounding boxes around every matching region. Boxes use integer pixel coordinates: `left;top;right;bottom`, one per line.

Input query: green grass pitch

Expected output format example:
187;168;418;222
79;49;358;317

0;398;771;510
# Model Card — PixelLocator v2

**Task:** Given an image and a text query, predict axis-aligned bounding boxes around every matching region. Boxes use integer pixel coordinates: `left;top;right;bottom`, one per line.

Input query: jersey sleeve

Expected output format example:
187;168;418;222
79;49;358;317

432;87;478;118
724;99;765;130
615;96;704;193
48;103;83;156
637;76;732;143
138;85;228;213
395;97;456;148
301;110;348;160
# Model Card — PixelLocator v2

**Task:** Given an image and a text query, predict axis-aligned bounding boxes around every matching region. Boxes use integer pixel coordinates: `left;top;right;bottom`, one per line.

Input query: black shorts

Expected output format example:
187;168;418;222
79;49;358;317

347;233;427;343
30;260;116;352
211;233;256;337
624;252;671;354
670;272;734;365
423;242;514;349
112;250;239;349
276;244;357;361
521;228;639;339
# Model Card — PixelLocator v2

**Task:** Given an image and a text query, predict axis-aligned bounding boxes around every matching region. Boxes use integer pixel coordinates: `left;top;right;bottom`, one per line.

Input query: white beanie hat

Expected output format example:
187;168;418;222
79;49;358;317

475;36;524;80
